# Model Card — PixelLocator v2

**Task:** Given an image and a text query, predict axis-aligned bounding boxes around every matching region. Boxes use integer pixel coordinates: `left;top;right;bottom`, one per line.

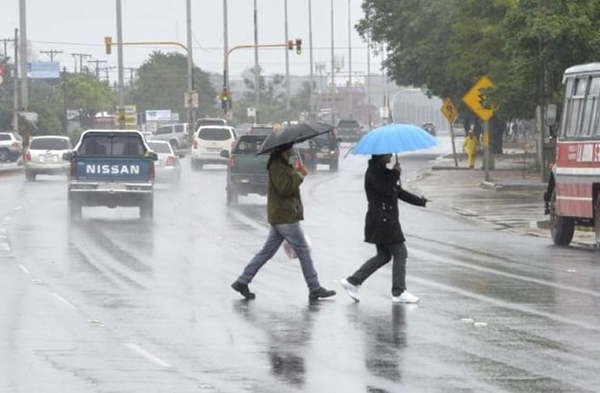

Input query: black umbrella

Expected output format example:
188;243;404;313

257;122;333;155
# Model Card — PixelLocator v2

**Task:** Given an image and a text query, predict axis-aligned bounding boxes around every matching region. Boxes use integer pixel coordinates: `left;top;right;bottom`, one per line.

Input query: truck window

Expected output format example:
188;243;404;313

233;136;266;153
174;125;185;133
156;127;171;135
79;134;146;156
0;134;11;141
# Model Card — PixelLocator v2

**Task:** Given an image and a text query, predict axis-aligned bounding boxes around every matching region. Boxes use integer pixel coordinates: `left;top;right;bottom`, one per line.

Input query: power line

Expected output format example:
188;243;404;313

70;52;91;73
88;59;107;79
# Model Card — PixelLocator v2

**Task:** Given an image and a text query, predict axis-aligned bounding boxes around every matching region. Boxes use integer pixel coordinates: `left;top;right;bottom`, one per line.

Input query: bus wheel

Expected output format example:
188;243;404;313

595;198;600;247
550;191;574;246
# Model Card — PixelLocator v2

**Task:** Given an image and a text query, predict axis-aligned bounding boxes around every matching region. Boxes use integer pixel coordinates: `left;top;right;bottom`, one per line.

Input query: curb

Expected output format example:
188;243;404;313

480;181;547;191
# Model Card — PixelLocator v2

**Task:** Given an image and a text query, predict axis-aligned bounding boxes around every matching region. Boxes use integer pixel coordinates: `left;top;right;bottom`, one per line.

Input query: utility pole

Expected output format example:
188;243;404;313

100;66;115;83
284;0;290;111
124;67;136;86
381;44;388;123
19;0;28;112
70;53;91;73
88;59;107;80
13;28;19;132
1;38;13;59
347;0;353;119
330;0;335;125
186;0;194;131
308;0;315;119
223;0;229;93
366;37;371;127
40;49;63;63
253;0;260;121
62;67;68;132
116;0;125;110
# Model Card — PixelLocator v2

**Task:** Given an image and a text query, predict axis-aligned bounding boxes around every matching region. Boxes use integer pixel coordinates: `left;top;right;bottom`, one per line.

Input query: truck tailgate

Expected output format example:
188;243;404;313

75;158;152;182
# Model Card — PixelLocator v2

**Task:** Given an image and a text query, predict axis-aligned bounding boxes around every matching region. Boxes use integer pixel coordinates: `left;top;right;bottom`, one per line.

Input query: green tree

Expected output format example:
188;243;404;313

130;51;216;118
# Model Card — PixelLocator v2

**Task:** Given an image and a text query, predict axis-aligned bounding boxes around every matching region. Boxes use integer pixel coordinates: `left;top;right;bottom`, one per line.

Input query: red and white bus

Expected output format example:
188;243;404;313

546;63;600;246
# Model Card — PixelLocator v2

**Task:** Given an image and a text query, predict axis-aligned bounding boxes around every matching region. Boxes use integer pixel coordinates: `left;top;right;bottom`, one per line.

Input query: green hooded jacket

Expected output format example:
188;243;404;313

267;156;304;225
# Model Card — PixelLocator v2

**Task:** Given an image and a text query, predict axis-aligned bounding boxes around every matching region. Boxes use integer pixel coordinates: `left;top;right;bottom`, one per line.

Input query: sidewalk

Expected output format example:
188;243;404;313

409;152;597;248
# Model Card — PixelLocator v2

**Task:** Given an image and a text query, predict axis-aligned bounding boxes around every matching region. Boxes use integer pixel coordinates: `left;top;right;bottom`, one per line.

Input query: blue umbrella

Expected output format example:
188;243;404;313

351;123;438;155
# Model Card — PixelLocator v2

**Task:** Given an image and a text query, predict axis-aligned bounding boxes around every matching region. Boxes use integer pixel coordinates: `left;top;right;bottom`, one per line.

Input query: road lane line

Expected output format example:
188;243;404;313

52;293;77;310
411;248;600;298
17;264;30;274
410;275;600;332
124;343;172;368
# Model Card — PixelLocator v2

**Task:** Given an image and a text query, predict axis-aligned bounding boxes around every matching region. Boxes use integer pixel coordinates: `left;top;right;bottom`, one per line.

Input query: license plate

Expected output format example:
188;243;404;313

100;182;126;191
207;147;221;152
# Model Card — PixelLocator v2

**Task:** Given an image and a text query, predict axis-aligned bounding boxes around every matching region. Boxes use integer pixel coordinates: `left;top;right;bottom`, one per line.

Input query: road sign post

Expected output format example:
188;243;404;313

462;76;496;181
441;98;458;168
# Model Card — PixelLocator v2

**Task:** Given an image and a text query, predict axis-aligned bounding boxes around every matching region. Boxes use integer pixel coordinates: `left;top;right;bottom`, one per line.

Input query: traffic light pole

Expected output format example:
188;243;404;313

222;40;302;116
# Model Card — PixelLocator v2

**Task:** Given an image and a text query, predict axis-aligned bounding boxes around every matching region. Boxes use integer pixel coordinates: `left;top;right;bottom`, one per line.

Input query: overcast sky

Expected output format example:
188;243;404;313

0;0;384;81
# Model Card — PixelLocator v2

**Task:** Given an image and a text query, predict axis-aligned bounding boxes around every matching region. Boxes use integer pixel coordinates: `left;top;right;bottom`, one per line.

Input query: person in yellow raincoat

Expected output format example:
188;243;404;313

463;129;478;169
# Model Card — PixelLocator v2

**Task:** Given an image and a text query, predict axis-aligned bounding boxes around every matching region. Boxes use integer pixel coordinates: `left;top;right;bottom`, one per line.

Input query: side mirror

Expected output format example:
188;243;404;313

148;152;158;161
337;137;343;143
220;150;230;159
62;151;74;161
178;153;185;158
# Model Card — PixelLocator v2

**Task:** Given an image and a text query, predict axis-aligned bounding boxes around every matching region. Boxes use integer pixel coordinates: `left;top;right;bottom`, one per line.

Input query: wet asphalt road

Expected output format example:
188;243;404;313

1;138;600;392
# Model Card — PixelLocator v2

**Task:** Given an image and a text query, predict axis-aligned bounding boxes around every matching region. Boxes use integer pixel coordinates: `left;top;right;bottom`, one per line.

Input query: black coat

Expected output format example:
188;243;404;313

364;158;426;244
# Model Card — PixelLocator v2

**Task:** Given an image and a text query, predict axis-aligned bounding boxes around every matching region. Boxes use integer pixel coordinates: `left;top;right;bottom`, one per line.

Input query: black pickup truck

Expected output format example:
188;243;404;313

65;130;157;220
223;134;269;205
336;119;362;142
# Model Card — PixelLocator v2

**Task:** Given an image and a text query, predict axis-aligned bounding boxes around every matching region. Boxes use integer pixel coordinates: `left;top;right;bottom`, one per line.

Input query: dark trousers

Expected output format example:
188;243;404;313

347;243;408;296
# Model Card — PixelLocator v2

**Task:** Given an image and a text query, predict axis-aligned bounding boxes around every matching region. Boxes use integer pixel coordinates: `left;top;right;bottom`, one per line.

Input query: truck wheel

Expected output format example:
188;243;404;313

330;159;339;172
226;188;239;206
0;149;8;162
170;140;179;150
140;196;154;221
69;197;82;221
550;190;574;246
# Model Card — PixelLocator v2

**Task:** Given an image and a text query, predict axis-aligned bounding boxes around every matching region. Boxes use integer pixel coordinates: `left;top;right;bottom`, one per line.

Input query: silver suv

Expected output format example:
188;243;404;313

151;123;191;151
0;132;23;162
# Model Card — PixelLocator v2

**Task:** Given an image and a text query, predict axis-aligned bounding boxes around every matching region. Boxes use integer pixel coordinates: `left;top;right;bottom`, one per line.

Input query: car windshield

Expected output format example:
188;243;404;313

198;128;230;141
78;134;146;156
250;127;273;135
30;138;70;150
148;142;172;154
0;134;11;141
338;120;359;128
233;136;267;154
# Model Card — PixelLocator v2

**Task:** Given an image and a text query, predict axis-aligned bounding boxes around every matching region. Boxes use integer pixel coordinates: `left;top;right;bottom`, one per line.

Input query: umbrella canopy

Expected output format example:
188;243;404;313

351;123;438;155
257;122;333;155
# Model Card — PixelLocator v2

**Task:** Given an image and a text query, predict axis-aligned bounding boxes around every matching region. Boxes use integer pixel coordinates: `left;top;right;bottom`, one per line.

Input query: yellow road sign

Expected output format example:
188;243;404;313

462;76;496;121
441;98;457;123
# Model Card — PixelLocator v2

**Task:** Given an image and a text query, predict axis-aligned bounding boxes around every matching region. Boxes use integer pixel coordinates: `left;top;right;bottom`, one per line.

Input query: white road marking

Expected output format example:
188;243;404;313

52;293;76;310
124;343;172;368
18;264;30;274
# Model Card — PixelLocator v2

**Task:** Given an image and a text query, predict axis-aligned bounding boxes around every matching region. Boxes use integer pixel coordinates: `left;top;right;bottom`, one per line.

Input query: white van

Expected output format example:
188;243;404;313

191;126;237;170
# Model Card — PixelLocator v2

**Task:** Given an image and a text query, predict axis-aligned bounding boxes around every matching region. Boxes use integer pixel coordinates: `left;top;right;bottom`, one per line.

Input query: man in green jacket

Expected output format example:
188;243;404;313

232;143;336;301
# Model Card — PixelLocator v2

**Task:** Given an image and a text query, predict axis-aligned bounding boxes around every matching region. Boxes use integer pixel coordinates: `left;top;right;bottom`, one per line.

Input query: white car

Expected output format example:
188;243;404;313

24;135;72;181
147;140;181;185
191;126;237;170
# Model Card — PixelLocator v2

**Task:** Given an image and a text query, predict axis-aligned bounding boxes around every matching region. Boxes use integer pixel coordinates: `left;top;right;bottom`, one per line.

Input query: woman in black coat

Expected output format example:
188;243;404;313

340;154;427;303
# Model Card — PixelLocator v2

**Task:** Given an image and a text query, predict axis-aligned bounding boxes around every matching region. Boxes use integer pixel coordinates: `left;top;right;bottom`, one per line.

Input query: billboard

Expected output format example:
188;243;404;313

28;62;60;79
145;110;172;122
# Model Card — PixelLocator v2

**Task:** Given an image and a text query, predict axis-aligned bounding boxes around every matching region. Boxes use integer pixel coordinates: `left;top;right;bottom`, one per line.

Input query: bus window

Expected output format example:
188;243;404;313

566;78;587;137
583;77;600;136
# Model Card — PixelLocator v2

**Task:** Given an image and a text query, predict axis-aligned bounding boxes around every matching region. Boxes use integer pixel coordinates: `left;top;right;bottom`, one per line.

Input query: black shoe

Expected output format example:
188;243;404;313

231;281;256;300
309;286;336;300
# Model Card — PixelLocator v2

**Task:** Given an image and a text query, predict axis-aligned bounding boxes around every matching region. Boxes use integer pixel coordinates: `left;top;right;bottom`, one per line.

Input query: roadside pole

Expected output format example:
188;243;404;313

116;0;125;122
483;120;490;181
441;98;459;168
13;28;19;133
185;0;194;134
450;122;458;168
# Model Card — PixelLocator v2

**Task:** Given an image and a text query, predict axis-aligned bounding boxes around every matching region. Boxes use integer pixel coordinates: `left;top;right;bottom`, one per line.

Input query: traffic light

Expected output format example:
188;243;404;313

220;88;231;112
287;40;294;51
105;36;112;55
295;39;302;55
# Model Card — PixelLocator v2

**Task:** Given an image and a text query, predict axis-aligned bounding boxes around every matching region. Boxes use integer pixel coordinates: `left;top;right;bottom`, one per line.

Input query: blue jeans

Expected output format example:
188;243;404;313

237;223;321;290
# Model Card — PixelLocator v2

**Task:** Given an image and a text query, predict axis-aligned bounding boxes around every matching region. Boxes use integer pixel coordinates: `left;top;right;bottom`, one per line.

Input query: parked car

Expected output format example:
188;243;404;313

64;130;157;220
421;122;437;136
195;117;227;130
191;126;237;170
313;130;340;171
147;140;181;185
336;119;362;142
24;136;72;181
223;134;269;205
0;132;23;162
151;123;191;150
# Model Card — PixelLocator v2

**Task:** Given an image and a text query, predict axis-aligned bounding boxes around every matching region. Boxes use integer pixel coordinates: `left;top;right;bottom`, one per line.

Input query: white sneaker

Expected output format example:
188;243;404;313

392;291;420;304
340;278;360;302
